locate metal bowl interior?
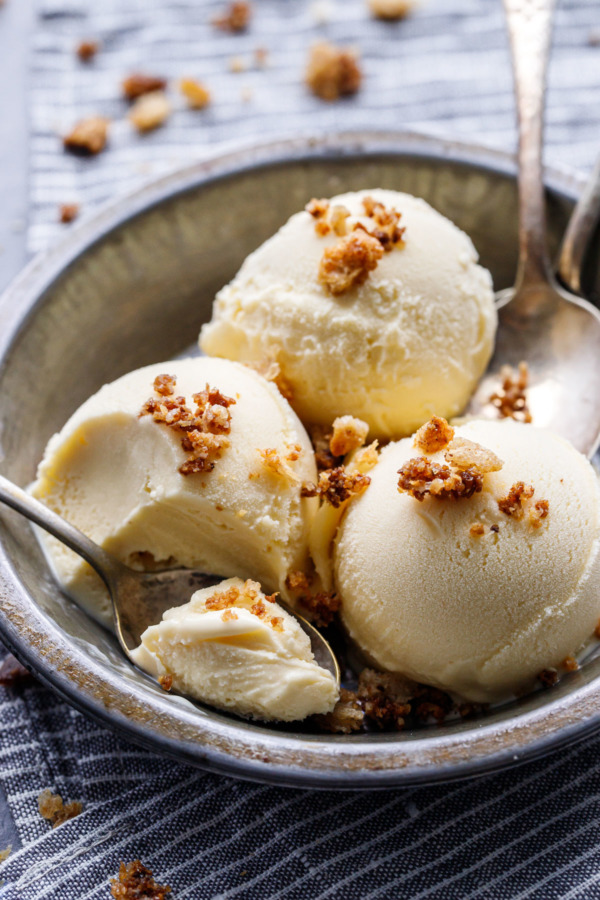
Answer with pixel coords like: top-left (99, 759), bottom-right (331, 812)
top-left (1, 132), bottom-right (600, 789)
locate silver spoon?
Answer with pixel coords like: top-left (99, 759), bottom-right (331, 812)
top-left (0, 474), bottom-right (340, 687)
top-left (468, 0), bottom-right (600, 458)
top-left (557, 154), bottom-right (600, 298)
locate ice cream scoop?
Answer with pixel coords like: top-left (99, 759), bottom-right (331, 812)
top-left (334, 418), bottom-right (600, 702)
top-left (132, 577), bottom-right (339, 721)
top-left (200, 188), bottom-right (497, 440)
top-left (32, 357), bottom-right (318, 623)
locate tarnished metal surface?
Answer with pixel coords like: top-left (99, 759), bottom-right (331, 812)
top-left (0, 132), bottom-right (598, 788)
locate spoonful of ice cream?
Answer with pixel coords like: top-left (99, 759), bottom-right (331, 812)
top-left (468, 0), bottom-right (600, 458)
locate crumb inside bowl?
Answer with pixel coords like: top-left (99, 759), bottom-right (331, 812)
top-left (0, 133), bottom-right (599, 788)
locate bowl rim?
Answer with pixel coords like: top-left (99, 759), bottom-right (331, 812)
top-left (0, 129), bottom-right (595, 790)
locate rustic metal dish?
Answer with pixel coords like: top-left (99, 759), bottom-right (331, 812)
top-left (1, 132), bottom-right (599, 789)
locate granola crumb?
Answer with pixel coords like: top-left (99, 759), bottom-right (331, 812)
top-left (212, 0), bottom-right (252, 32)
top-left (497, 482), bottom-right (535, 520)
top-left (397, 457), bottom-right (484, 501)
top-left (38, 789), bottom-right (83, 828)
top-left (306, 197), bottom-right (331, 233)
top-left (352, 440), bottom-right (380, 474)
top-left (299, 591), bottom-right (340, 627)
top-left (158, 674), bottom-right (173, 691)
top-left (330, 415), bottom-right (369, 457)
top-left (313, 688), bottom-right (364, 733)
top-left (529, 498), bottom-right (549, 528)
top-left (129, 91), bottom-right (171, 132)
top-left (63, 117), bottom-right (109, 156)
top-left (257, 447), bottom-right (298, 481)
top-left (444, 437), bottom-right (504, 474)
top-left (330, 205), bottom-right (351, 237)
top-left (563, 655), bottom-right (579, 672)
top-left (358, 668), bottom-right (414, 730)
top-left (306, 41), bottom-right (362, 101)
top-left (469, 522), bottom-right (485, 537)
top-left (0, 654), bottom-right (33, 687)
top-left (414, 416), bottom-right (454, 454)
top-left (221, 609), bottom-right (239, 622)
top-left (76, 40), bottom-right (99, 62)
top-left (361, 195), bottom-right (406, 250)
top-left (538, 667), bottom-right (559, 688)
top-left (319, 230), bottom-right (383, 295)
top-left (111, 860), bottom-right (171, 900)
top-left (488, 361), bottom-right (532, 423)
top-left (140, 376), bottom-right (235, 475)
top-left (309, 424), bottom-right (339, 472)
top-left (153, 373), bottom-right (176, 396)
top-left (122, 73), bottom-right (167, 101)
top-left (180, 78), bottom-right (211, 109)
top-left (285, 570), bottom-right (311, 597)
top-left (0, 846), bottom-right (11, 864)
top-left (317, 466), bottom-right (371, 507)
top-left (368, 0), bottom-right (414, 18)
top-left (59, 203), bottom-right (79, 224)
top-left (205, 580), bottom-right (260, 611)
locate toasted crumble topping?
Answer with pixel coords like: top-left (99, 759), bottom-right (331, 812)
top-left (38, 789), bottom-right (82, 828)
top-left (414, 416), bottom-right (455, 454)
top-left (257, 447), bottom-right (299, 481)
top-left (285, 570), bottom-right (311, 597)
top-left (319, 230), bottom-right (384, 295)
top-left (212, 0), bottom-right (252, 31)
top-left (397, 457), bottom-right (484, 501)
top-left (180, 78), bottom-right (211, 109)
top-left (497, 481), bottom-right (535, 520)
top-left (330, 205), bottom-right (351, 236)
top-left (153, 373), bottom-right (176, 396)
top-left (352, 441), bottom-right (380, 474)
top-left (221, 609), bottom-right (239, 622)
top-left (444, 437), bottom-right (504, 474)
top-left (300, 591), bottom-right (341, 627)
top-left (306, 198), bottom-right (330, 221)
top-left (59, 203), bottom-right (79, 224)
top-left (489, 361), bottom-right (532, 423)
top-left (313, 688), bottom-right (365, 733)
top-left (470, 523), bottom-right (485, 537)
top-left (309, 424), bottom-right (339, 472)
top-left (140, 376), bottom-right (235, 476)
top-left (122, 73), bottom-right (167, 101)
top-left (529, 498), bottom-right (549, 528)
top-left (368, 0), bottom-right (414, 19)
top-left (205, 581), bottom-right (282, 630)
top-left (329, 415), bottom-right (369, 457)
top-left (76, 40), bottom-right (99, 61)
top-left (563, 655), bottom-right (579, 672)
top-left (63, 117), bottom-right (109, 155)
top-left (361, 195), bottom-right (406, 250)
top-left (111, 860), bottom-right (171, 900)
top-left (358, 669), bottom-right (414, 730)
top-left (158, 674), bottom-right (173, 691)
top-left (306, 41), bottom-right (362, 101)
top-left (305, 466), bottom-right (371, 507)
top-left (538, 668), bottom-right (559, 688)
top-left (0, 653), bottom-right (33, 687)
top-left (129, 91), bottom-right (171, 132)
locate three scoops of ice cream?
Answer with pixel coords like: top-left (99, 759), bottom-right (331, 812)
top-left (31, 188), bottom-right (600, 725)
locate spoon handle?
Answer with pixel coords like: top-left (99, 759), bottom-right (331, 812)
top-left (504, 0), bottom-right (557, 295)
top-left (0, 473), bottom-right (118, 586)
top-left (558, 154), bottom-right (600, 297)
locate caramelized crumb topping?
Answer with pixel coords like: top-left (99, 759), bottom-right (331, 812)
top-left (369, 0), bottom-right (414, 19)
top-left (309, 424), bottom-right (340, 472)
top-left (180, 78), bottom-right (211, 109)
top-left (489, 361), bottom-right (532, 423)
top-left (305, 41), bottom-right (362, 101)
top-left (205, 581), bottom-right (260, 610)
top-left (444, 437), bottom-right (504, 474)
top-left (63, 117), bottom-right (109, 155)
top-left (122, 73), bottom-right (167, 101)
top-left (76, 40), bottom-right (99, 61)
top-left (313, 688), bottom-right (365, 733)
top-left (59, 203), bottom-right (79, 224)
top-left (319, 230), bottom-right (383, 295)
top-left (470, 523), bottom-right (485, 537)
top-left (311, 466), bottom-right (371, 507)
top-left (414, 416), bottom-right (455, 454)
top-left (529, 498), bottom-right (549, 528)
top-left (329, 415), bottom-right (369, 457)
top-left (257, 447), bottom-right (299, 481)
top-left (306, 198), bottom-right (330, 221)
top-left (358, 669), bottom-right (414, 730)
top-left (300, 591), bottom-right (341, 627)
top-left (397, 457), bottom-right (484, 501)
top-left (111, 860), bottom-right (171, 900)
top-left (538, 668), bottom-right (559, 688)
top-left (129, 91), bottom-right (171, 132)
top-left (285, 570), bottom-right (311, 596)
top-left (563, 655), bottom-right (579, 672)
top-left (330, 205), bottom-right (351, 236)
top-left (361, 195), bottom-right (406, 250)
top-left (221, 609), bottom-right (239, 622)
top-left (158, 674), bottom-right (173, 691)
top-left (497, 482), bottom-right (535, 520)
top-left (140, 375), bottom-right (235, 475)
top-left (38, 789), bottom-right (82, 828)
top-left (212, 0), bottom-right (252, 31)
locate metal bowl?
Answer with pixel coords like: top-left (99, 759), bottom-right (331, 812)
top-left (1, 132), bottom-right (599, 789)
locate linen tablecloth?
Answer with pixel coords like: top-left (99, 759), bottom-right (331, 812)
top-left (1, 0), bottom-right (600, 896)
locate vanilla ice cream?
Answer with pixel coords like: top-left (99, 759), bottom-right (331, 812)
top-left (32, 358), bottom-right (318, 623)
top-left (200, 189), bottom-right (497, 440)
top-left (334, 419), bottom-right (600, 702)
top-left (131, 577), bottom-right (338, 721)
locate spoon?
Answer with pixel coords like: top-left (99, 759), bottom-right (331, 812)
top-left (557, 154), bottom-right (600, 298)
top-left (0, 473), bottom-right (340, 686)
top-left (468, 0), bottom-right (600, 459)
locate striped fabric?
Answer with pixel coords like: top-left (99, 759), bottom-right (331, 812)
top-left (2, 0), bottom-right (600, 896)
